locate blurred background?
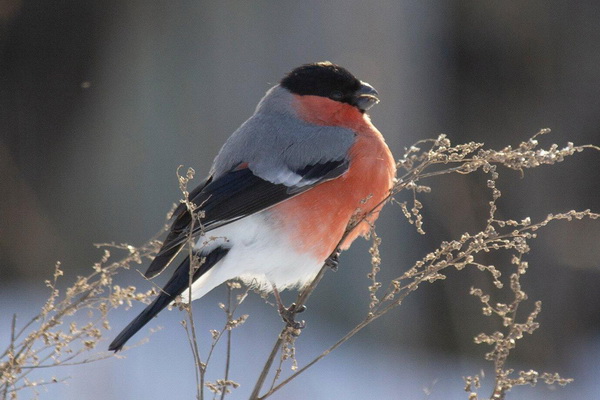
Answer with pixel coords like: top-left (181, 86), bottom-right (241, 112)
top-left (1, 1), bottom-right (599, 399)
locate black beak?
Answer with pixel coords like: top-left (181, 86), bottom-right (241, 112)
top-left (353, 81), bottom-right (379, 112)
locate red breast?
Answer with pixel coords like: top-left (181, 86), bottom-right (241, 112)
top-left (271, 95), bottom-right (396, 261)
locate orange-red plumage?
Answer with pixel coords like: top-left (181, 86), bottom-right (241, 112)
top-left (272, 95), bottom-right (396, 260)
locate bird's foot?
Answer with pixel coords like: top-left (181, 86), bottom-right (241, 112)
top-left (279, 303), bottom-right (306, 333)
top-left (272, 284), bottom-right (306, 334)
top-left (325, 249), bottom-right (341, 271)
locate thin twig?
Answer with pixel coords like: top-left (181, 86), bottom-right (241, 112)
top-left (186, 209), bottom-right (204, 400)
top-left (2, 315), bottom-right (17, 399)
top-left (219, 286), bottom-right (233, 400)
top-left (249, 335), bottom-right (284, 400)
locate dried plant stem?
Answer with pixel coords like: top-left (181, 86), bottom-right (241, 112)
top-left (2, 315), bottom-right (16, 398)
top-left (177, 166), bottom-right (248, 399)
top-left (249, 336), bottom-right (283, 399)
top-left (254, 209), bottom-right (598, 399)
top-left (1, 234), bottom-right (164, 398)
top-left (258, 316), bottom-right (371, 399)
top-left (254, 253), bottom-right (435, 399)
top-left (219, 286), bottom-right (233, 400)
top-left (186, 203), bottom-right (204, 400)
top-left (249, 131), bottom-right (599, 399)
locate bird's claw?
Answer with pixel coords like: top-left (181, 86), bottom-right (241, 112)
top-left (325, 249), bottom-right (341, 271)
top-left (279, 303), bottom-right (306, 333)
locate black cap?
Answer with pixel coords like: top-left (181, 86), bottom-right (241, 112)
top-left (280, 61), bottom-right (363, 106)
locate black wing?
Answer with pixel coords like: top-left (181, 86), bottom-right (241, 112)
top-left (144, 159), bottom-right (348, 278)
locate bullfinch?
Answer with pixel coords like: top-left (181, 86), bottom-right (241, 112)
top-left (109, 62), bottom-right (396, 352)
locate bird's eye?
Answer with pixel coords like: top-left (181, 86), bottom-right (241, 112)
top-left (330, 90), bottom-right (343, 101)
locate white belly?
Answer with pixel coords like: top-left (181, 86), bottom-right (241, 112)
top-left (180, 211), bottom-right (323, 302)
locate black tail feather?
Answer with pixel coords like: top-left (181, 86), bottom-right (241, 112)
top-left (109, 246), bottom-right (229, 352)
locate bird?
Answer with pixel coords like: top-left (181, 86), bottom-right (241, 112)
top-left (109, 61), bottom-right (396, 352)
